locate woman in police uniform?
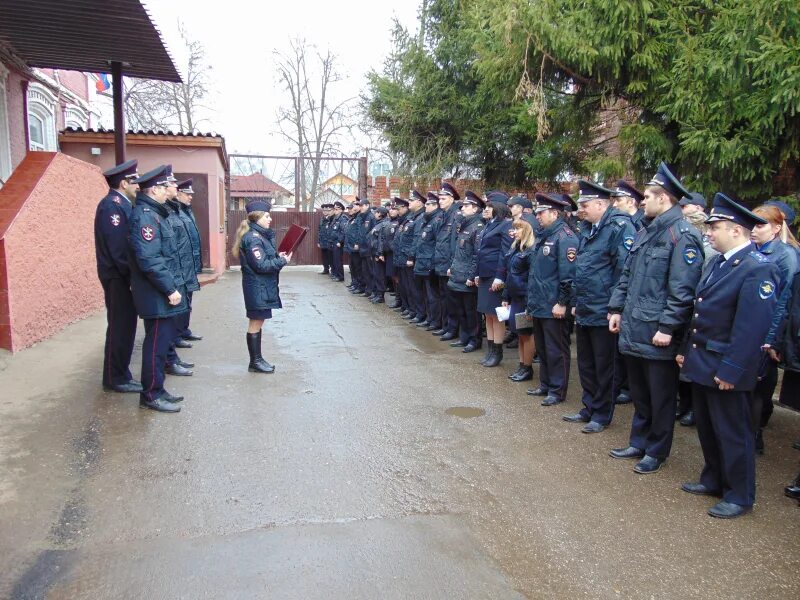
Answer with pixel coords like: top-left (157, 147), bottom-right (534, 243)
top-left (231, 200), bottom-right (292, 374)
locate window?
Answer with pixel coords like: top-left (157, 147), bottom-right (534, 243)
top-left (0, 64), bottom-right (11, 185)
top-left (27, 83), bottom-right (57, 151)
top-left (64, 105), bottom-right (88, 130)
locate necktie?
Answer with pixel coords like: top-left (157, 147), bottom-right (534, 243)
top-left (707, 254), bottom-right (726, 284)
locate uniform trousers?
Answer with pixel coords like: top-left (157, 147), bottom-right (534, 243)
top-left (751, 359), bottom-right (778, 430)
top-left (454, 290), bottom-right (479, 345)
top-left (693, 383), bottom-right (755, 507)
top-left (423, 274), bottom-right (442, 327)
top-left (439, 275), bottom-right (458, 334)
top-left (101, 277), bottom-right (138, 387)
top-left (625, 356), bottom-right (679, 459)
top-left (373, 258), bottom-right (387, 294)
top-left (612, 343), bottom-right (629, 399)
top-left (331, 245), bottom-right (344, 279)
top-left (349, 253), bottom-right (363, 289)
top-left (321, 248), bottom-right (331, 273)
top-left (141, 316), bottom-right (177, 403)
top-left (575, 324), bottom-right (616, 425)
top-left (532, 317), bottom-right (571, 400)
top-left (394, 263), bottom-right (408, 309)
top-left (360, 253), bottom-right (373, 293)
top-left (411, 273), bottom-right (428, 319)
top-left (176, 291), bottom-right (194, 339)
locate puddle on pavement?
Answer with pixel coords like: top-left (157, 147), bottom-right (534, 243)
top-left (446, 407), bottom-right (486, 419)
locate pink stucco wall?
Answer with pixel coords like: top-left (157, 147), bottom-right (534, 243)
top-left (0, 152), bottom-right (105, 351)
top-left (60, 140), bottom-right (228, 274)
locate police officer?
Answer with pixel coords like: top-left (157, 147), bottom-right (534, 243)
top-left (128, 165), bottom-right (189, 413)
top-left (562, 180), bottom-right (635, 433)
top-left (401, 191), bottom-right (427, 322)
top-left (678, 193), bottom-right (779, 518)
top-left (447, 192), bottom-right (485, 352)
top-left (356, 198), bottom-right (376, 297)
top-left (164, 170), bottom-right (200, 377)
top-left (175, 179), bottom-right (203, 343)
top-left (433, 183), bottom-right (461, 340)
top-left (344, 202), bottom-right (364, 293)
top-left (318, 203), bottom-right (333, 276)
top-left (608, 162), bottom-right (704, 473)
top-left (384, 202), bottom-right (400, 303)
top-left (95, 159), bottom-right (142, 393)
top-left (330, 201), bottom-right (347, 281)
top-left (367, 206), bottom-right (392, 303)
top-left (679, 192), bottom-right (706, 217)
top-left (611, 180), bottom-right (646, 232)
top-left (413, 193), bottom-right (444, 329)
top-left (391, 198), bottom-right (412, 313)
top-left (525, 193), bottom-right (577, 406)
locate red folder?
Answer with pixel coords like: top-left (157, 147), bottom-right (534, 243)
top-left (278, 223), bottom-right (308, 254)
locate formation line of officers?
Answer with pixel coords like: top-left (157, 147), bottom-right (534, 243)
top-left (311, 162), bottom-right (800, 519)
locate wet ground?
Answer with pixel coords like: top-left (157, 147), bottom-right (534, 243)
top-left (1, 269), bottom-right (799, 599)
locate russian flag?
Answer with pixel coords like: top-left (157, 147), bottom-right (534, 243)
top-left (95, 73), bottom-right (111, 93)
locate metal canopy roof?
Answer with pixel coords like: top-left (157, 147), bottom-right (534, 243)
top-left (0, 0), bottom-right (181, 82)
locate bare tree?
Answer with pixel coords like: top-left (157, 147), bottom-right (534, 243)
top-left (275, 38), bottom-right (355, 211)
top-left (123, 22), bottom-right (212, 132)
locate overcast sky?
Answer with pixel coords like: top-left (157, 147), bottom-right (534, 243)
top-left (143, 0), bottom-right (420, 156)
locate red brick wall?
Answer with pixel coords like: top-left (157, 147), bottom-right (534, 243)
top-left (0, 152), bottom-right (105, 351)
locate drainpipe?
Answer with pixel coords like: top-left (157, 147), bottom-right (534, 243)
top-left (21, 79), bottom-right (29, 151)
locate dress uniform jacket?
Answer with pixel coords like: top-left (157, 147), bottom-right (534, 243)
top-left (95, 190), bottom-right (133, 280)
top-left (167, 200), bottom-right (200, 293)
top-left (475, 218), bottom-right (512, 282)
top-left (413, 209), bottom-right (443, 276)
top-left (758, 239), bottom-right (799, 345)
top-left (682, 246), bottom-right (779, 390)
top-left (392, 214), bottom-right (409, 268)
top-left (525, 218), bottom-right (577, 318)
top-left (344, 214), bottom-right (361, 253)
top-left (399, 208), bottom-right (424, 263)
top-left (503, 246), bottom-right (533, 300)
top-left (447, 213), bottom-right (484, 292)
top-left (608, 205), bottom-right (703, 360)
top-left (128, 193), bottom-right (188, 320)
top-left (574, 208), bottom-right (635, 327)
top-left (239, 223), bottom-right (287, 311)
top-left (434, 203), bottom-right (460, 277)
top-left (631, 209), bottom-right (646, 231)
top-left (332, 214), bottom-right (348, 247)
top-left (358, 212), bottom-right (376, 257)
top-left (777, 276), bottom-right (800, 376)
top-left (318, 215), bottom-right (331, 250)
top-left (178, 204), bottom-right (203, 274)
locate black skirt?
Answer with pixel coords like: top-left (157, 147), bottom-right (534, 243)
top-left (778, 369), bottom-right (800, 411)
top-left (477, 278), bottom-right (504, 314)
top-left (246, 308), bottom-right (273, 320)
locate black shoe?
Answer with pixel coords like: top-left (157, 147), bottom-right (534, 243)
top-left (450, 340), bottom-right (467, 347)
top-left (480, 342), bottom-right (496, 366)
top-left (615, 393), bottom-right (632, 405)
top-left (508, 364), bottom-right (525, 379)
top-left (526, 386), bottom-right (548, 397)
top-left (484, 342), bottom-right (503, 367)
top-left (175, 339), bottom-right (193, 349)
top-left (562, 412), bottom-right (589, 423)
top-left (371, 297), bottom-right (385, 304)
top-left (103, 381), bottom-right (144, 393)
top-left (609, 446), bottom-right (645, 460)
top-left (415, 320), bottom-right (430, 328)
top-left (505, 337), bottom-right (519, 349)
top-left (246, 331), bottom-right (275, 373)
top-left (462, 342), bottom-right (479, 353)
top-left (582, 422), bottom-right (606, 434)
top-left (679, 411), bottom-right (695, 427)
top-left (184, 334), bottom-right (203, 341)
top-left (178, 359), bottom-right (195, 369)
top-left (425, 323), bottom-right (440, 331)
top-left (166, 363), bottom-right (193, 376)
top-left (755, 429), bottom-right (765, 455)
top-left (440, 332), bottom-right (457, 341)
top-left (139, 396), bottom-right (181, 413)
top-left (540, 394), bottom-right (562, 406)
top-left (633, 455), bottom-right (664, 474)
top-left (162, 391), bottom-right (184, 403)
top-left (708, 501), bottom-right (751, 519)
top-left (532, 353), bottom-right (541, 364)
top-left (784, 485), bottom-right (800, 500)
top-left (431, 329), bottom-right (446, 336)
top-left (410, 317), bottom-right (426, 324)
top-left (510, 366), bottom-right (533, 382)
top-left (681, 482), bottom-right (721, 497)
top-left (319, 270), bottom-right (330, 275)
top-left (388, 303), bottom-right (402, 309)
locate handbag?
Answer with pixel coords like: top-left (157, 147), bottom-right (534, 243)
top-left (514, 311), bottom-right (534, 330)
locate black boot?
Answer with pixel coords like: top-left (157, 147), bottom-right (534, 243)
top-left (485, 342), bottom-right (503, 367)
top-left (508, 363), bottom-right (525, 379)
top-left (511, 365), bottom-right (533, 382)
top-left (246, 331), bottom-right (275, 374)
top-left (480, 341), bottom-right (496, 366)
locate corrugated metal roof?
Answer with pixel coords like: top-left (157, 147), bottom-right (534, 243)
top-left (62, 126), bottom-right (222, 138)
top-left (0, 0), bottom-right (180, 82)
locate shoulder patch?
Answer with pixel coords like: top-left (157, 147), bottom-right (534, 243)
top-left (623, 236), bottom-right (634, 251)
top-left (141, 225), bottom-right (155, 241)
top-left (750, 251), bottom-right (768, 263)
top-left (566, 247), bottom-right (577, 262)
top-left (683, 247), bottom-right (699, 265)
top-left (110, 214), bottom-right (121, 227)
top-left (759, 280), bottom-right (776, 300)
top-left (252, 247), bottom-right (263, 261)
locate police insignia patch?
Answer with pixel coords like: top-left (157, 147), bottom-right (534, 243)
top-left (422, 232), bottom-right (427, 239)
top-left (759, 280), bottom-right (775, 300)
top-left (566, 247), bottom-right (577, 262)
top-left (141, 225), bottom-right (155, 241)
top-left (543, 246), bottom-right (550, 256)
top-left (683, 247), bottom-right (698, 265)
top-left (252, 247), bottom-right (263, 260)
top-left (111, 214), bottom-right (121, 227)
top-left (623, 236), bottom-right (634, 251)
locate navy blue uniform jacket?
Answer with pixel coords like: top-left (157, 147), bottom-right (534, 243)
top-left (239, 223), bottom-right (287, 311)
top-left (447, 213), bottom-right (484, 292)
top-left (503, 245), bottom-right (533, 301)
top-left (128, 193), bottom-right (188, 319)
top-left (434, 203), bottom-right (460, 276)
top-left (167, 200), bottom-right (200, 293)
top-left (95, 189), bottom-right (133, 281)
top-left (682, 244), bottom-right (779, 391)
top-left (413, 209), bottom-right (444, 276)
top-left (525, 218), bottom-right (577, 318)
top-left (476, 218), bottom-right (512, 281)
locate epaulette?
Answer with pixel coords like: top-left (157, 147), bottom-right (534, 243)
top-left (749, 251), bottom-right (768, 263)
top-left (143, 208), bottom-right (151, 212)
